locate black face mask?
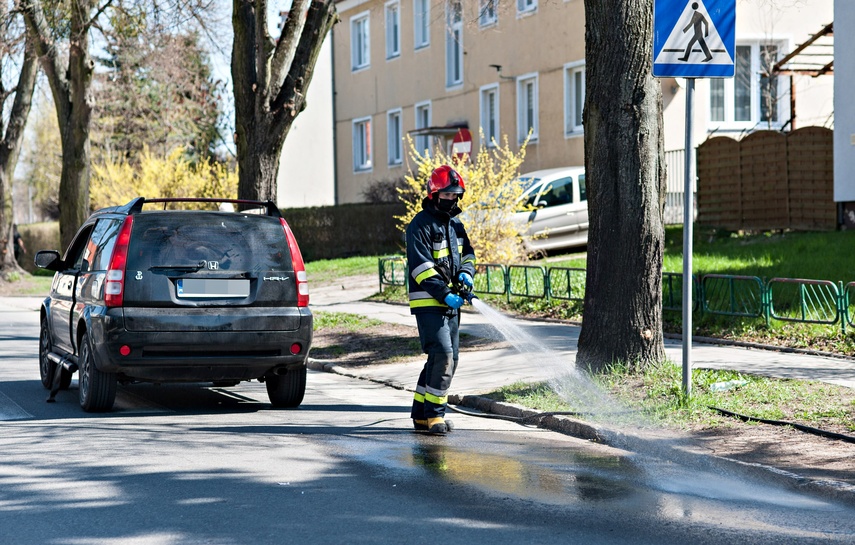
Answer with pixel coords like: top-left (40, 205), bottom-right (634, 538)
top-left (436, 198), bottom-right (458, 213)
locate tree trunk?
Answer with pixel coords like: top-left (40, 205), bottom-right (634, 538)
top-left (577, 0), bottom-right (666, 373)
top-left (21, 0), bottom-right (95, 250)
top-left (0, 32), bottom-right (39, 273)
top-left (232, 0), bottom-right (337, 203)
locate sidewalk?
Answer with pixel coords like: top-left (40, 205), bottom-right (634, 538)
top-left (309, 281), bottom-right (855, 392)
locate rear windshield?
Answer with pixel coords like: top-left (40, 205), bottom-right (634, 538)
top-left (126, 212), bottom-right (293, 272)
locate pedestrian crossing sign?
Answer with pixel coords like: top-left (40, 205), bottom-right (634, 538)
top-left (653, 0), bottom-right (735, 78)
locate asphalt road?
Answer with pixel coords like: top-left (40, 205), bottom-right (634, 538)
top-left (3, 305), bottom-right (855, 544)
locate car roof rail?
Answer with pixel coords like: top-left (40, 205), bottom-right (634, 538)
top-left (119, 197), bottom-right (283, 217)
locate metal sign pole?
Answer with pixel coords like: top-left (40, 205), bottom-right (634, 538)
top-left (682, 78), bottom-right (695, 398)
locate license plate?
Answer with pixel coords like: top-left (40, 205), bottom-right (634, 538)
top-left (176, 279), bottom-right (250, 298)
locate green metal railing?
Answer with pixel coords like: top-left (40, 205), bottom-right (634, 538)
top-left (378, 256), bottom-right (407, 292)
top-left (548, 267), bottom-right (586, 301)
top-left (768, 278), bottom-right (842, 328)
top-left (702, 274), bottom-right (765, 320)
top-left (377, 257), bottom-right (854, 333)
top-left (507, 265), bottom-right (547, 301)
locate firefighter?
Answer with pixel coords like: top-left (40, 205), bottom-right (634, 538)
top-left (406, 165), bottom-right (477, 435)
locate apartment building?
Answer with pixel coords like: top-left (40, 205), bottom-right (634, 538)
top-left (332, 0), bottom-right (834, 205)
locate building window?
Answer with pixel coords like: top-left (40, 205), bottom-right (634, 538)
top-left (387, 109), bottom-right (403, 165)
top-left (350, 12), bottom-right (370, 71)
top-left (517, 0), bottom-right (536, 14)
top-left (707, 41), bottom-right (786, 130)
top-left (480, 84), bottom-right (499, 147)
top-left (479, 0), bottom-right (497, 27)
top-left (564, 61), bottom-right (585, 135)
top-left (415, 101), bottom-right (432, 157)
top-left (414, 0), bottom-right (430, 49)
top-left (353, 117), bottom-right (372, 172)
top-left (446, 0), bottom-right (463, 87)
top-left (385, 1), bottom-right (400, 60)
top-left (517, 73), bottom-right (538, 142)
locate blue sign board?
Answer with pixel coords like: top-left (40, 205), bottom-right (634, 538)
top-left (653, 0), bottom-right (735, 78)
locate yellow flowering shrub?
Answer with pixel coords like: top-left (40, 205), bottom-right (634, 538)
top-left (91, 147), bottom-right (238, 210)
top-left (395, 133), bottom-right (536, 264)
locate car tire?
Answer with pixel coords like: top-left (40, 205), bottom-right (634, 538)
top-left (266, 366), bottom-right (306, 408)
top-left (78, 332), bottom-right (117, 412)
top-left (39, 317), bottom-right (71, 391)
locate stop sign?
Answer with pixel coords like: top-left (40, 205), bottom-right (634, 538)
top-left (451, 128), bottom-right (472, 161)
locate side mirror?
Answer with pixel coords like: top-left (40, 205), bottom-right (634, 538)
top-left (34, 250), bottom-right (62, 271)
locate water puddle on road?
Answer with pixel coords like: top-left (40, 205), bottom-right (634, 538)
top-left (336, 435), bottom-right (636, 505)
top-left (336, 434), bottom-right (834, 512)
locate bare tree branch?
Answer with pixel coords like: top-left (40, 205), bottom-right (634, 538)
top-left (269, 0), bottom-right (310, 103)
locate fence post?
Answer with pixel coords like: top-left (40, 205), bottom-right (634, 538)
top-left (762, 280), bottom-right (771, 327)
top-left (506, 266), bottom-right (511, 303)
top-left (839, 281), bottom-right (846, 335)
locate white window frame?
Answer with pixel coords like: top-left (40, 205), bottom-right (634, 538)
top-left (517, 0), bottom-right (537, 15)
top-left (414, 100), bottom-right (432, 157)
top-left (414, 0), bottom-right (430, 50)
top-left (387, 108), bottom-right (403, 166)
top-left (385, 1), bottom-right (401, 60)
top-left (516, 73), bottom-right (539, 143)
top-left (479, 83), bottom-right (500, 148)
top-left (564, 61), bottom-right (585, 136)
top-left (350, 11), bottom-right (371, 71)
top-left (353, 116), bottom-right (373, 172)
top-left (479, 0), bottom-right (497, 27)
top-left (706, 39), bottom-right (789, 132)
top-left (445, 0), bottom-right (464, 88)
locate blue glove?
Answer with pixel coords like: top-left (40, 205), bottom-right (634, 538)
top-left (444, 293), bottom-right (465, 309)
top-left (458, 272), bottom-right (474, 290)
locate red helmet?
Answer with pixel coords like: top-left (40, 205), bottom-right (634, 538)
top-left (427, 165), bottom-right (465, 199)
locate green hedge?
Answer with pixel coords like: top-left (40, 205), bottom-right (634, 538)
top-left (15, 203), bottom-right (406, 270)
top-left (282, 202), bottom-right (406, 261)
top-left (18, 222), bottom-right (61, 274)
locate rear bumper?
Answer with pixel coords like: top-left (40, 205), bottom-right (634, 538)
top-left (89, 310), bottom-right (312, 382)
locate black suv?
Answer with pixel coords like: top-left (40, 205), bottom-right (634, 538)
top-left (35, 197), bottom-right (313, 412)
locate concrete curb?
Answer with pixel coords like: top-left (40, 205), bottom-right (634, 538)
top-left (307, 356), bottom-right (855, 505)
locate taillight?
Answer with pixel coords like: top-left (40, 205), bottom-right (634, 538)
top-left (105, 216), bottom-right (135, 308)
top-left (280, 218), bottom-right (309, 307)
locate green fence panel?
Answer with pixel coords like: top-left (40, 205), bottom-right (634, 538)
top-left (662, 272), bottom-right (699, 312)
top-left (507, 265), bottom-right (547, 299)
top-left (548, 267), bottom-right (586, 301)
top-left (768, 278), bottom-right (840, 325)
top-left (475, 263), bottom-right (508, 295)
top-left (701, 274), bottom-right (765, 318)
top-left (378, 256), bottom-right (407, 292)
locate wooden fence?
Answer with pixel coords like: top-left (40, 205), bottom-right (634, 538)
top-left (696, 127), bottom-right (835, 231)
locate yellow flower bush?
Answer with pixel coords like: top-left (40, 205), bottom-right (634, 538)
top-left (91, 147), bottom-right (237, 210)
top-left (395, 133), bottom-right (536, 264)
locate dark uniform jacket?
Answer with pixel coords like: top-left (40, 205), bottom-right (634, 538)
top-left (406, 198), bottom-right (476, 315)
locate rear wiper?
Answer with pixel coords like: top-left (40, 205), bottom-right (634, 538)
top-left (150, 263), bottom-right (205, 273)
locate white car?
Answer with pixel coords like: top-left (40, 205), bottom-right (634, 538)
top-left (515, 166), bottom-right (588, 253)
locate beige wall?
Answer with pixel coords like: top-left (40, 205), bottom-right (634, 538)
top-left (278, 36), bottom-right (336, 208)
top-left (334, 0), bottom-right (586, 203)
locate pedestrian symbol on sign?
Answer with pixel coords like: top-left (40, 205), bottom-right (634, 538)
top-left (653, 0), bottom-right (735, 77)
top-left (679, 2), bottom-right (712, 62)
